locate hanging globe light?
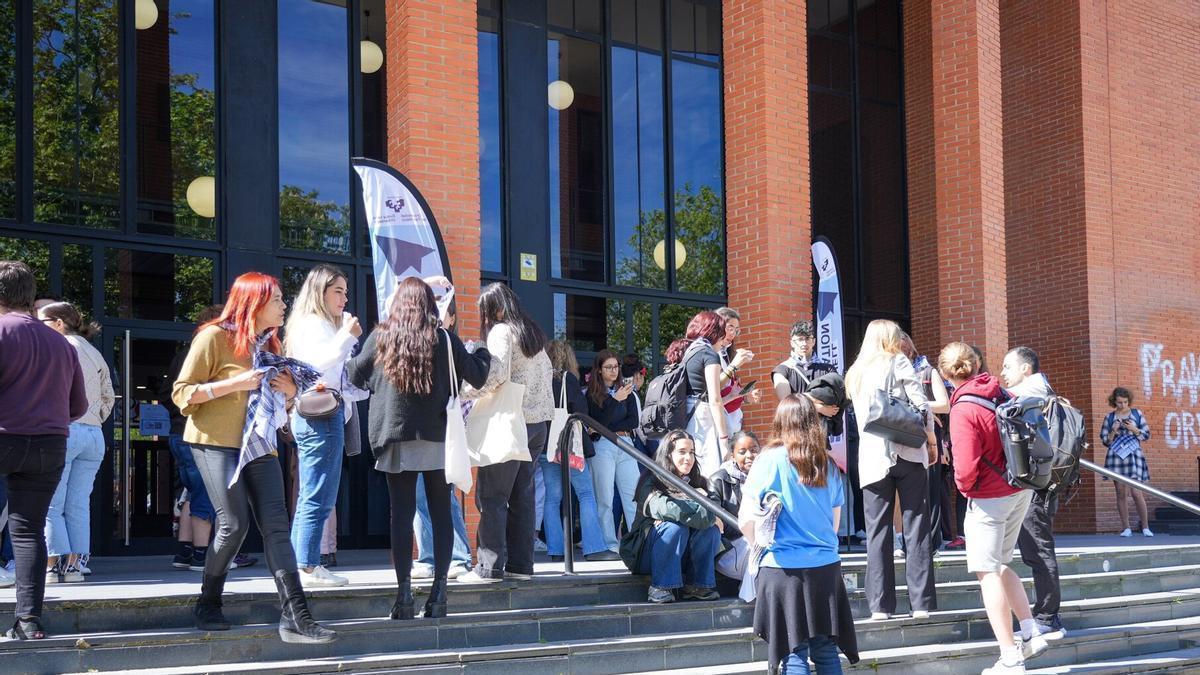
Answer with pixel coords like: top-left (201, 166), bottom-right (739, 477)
top-left (135, 0), bottom-right (159, 30)
top-left (653, 239), bottom-right (687, 270)
top-left (360, 40), bottom-right (384, 74)
top-left (186, 176), bottom-right (216, 218)
top-left (547, 80), bottom-right (575, 110)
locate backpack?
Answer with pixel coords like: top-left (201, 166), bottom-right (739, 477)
top-left (957, 394), bottom-right (1055, 491)
top-left (640, 342), bottom-right (707, 440)
top-left (1040, 392), bottom-right (1088, 500)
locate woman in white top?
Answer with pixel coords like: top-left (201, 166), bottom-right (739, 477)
top-left (460, 283), bottom-right (554, 583)
top-left (37, 302), bottom-right (114, 583)
top-left (844, 319), bottom-right (937, 620)
top-left (283, 265), bottom-right (364, 588)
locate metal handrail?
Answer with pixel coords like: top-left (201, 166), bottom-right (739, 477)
top-left (555, 413), bottom-right (738, 575)
top-left (1082, 459), bottom-right (1200, 517)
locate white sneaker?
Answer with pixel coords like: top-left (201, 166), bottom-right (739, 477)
top-left (78, 555), bottom-right (92, 575)
top-left (893, 533), bottom-right (905, 558)
top-left (504, 570), bottom-right (533, 581)
top-left (0, 567), bottom-right (14, 588)
top-left (62, 566), bottom-right (85, 583)
top-left (869, 612), bottom-right (891, 621)
top-left (447, 564), bottom-right (469, 580)
top-left (456, 570), bottom-right (502, 584)
top-left (1022, 634), bottom-right (1049, 661)
top-left (1119, 528), bottom-right (1133, 537)
top-left (911, 610), bottom-right (930, 619)
top-left (299, 565), bottom-right (348, 588)
top-left (534, 539), bottom-right (548, 553)
top-left (410, 564), bottom-right (435, 580)
top-left (45, 568), bottom-right (61, 585)
top-left (1142, 528), bottom-right (1155, 537)
top-left (982, 656), bottom-right (1025, 674)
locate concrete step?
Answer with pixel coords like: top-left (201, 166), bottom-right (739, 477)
top-left (1027, 644), bottom-right (1200, 673)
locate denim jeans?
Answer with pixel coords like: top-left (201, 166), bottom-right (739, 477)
top-left (635, 521), bottom-right (719, 590)
top-left (168, 434), bottom-right (214, 522)
top-left (0, 476), bottom-right (12, 561)
top-left (45, 423), bottom-right (105, 557)
top-left (783, 635), bottom-right (843, 675)
top-left (289, 411), bottom-right (345, 568)
top-left (414, 472), bottom-right (471, 568)
top-left (537, 453), bottom-right (608, 556)
top-left (0, 433), bottom-right (66, 620)
top-left (589, 438), bottom-right (640, 551)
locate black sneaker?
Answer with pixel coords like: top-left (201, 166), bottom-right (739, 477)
top-left (172, 553), bottom-right (193, 570)
top-left (679, 585), bottom-right (719, 601)
top-left (188, 550), bottom-right (208, 572)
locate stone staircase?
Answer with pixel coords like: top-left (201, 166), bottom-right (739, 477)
top-left (2, 543), bottom-right (1200, 674)
top-left (1153, 492), bottom-right (1200, 535)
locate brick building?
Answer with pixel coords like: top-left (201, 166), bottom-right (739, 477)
top-left (1, 0), bottom-right (1196, 556)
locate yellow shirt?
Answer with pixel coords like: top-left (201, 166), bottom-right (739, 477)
top-left (171, 325), bottom-right (251, 449)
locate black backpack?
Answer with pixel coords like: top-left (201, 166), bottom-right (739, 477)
top-left (1040, 392), bottom-right (1088, 500)
top-left (958, 394), bottom-right (1055, 491)
top-left (640, 342), bottom-right (706, 440)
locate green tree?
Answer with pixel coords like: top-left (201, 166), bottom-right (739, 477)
top-left (279, 185), bottom-right (352, 255)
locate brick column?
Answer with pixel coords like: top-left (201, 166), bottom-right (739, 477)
top-left (723, 0), bottom-right (810, 432)
top-left (907, 0), bottom-right (1008, 366)
top-left (385, 0), bottom-right (483, 545)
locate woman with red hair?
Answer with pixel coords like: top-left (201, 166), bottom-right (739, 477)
top-left (683, 310), bottom-right (732, 478)
top-left (172, 272), bottom-right (335, 644)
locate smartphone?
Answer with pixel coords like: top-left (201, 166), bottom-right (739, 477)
top-left (622, 376), bottom-right (634, 388)
top-left (737, 380), bottom-right (757, 397)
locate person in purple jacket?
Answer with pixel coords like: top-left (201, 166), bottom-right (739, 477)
top-left (0, 261), bottom-right (88, 640)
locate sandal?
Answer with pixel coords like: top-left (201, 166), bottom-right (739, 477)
top-left (6, 617), bottom-right (46, 640)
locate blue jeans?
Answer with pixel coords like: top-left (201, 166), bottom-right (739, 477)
top-left (168, 434), bottom-right (214, 522)
top-left (538, 453), bottom-right (608, 556)
top-left (289, 411), bottom-right (345, 568)
top-left (783, 635), bottom-right (843, 675)
top-left (636, 521), bottom-right (720, 589)
top-left (415, 473), bottom-right (471, 568)
top-left (590, 438), bottom-right (641, 551)
top-left (45, 423), bottom-right (105, 557)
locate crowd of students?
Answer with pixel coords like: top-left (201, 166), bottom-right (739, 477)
top-left (0, 259), bottom-right (1163, 673)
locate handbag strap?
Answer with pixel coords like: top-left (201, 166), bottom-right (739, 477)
top-left (557, 372), bottom-right (569, 412)
top-left (443, 329), bottom-right (459, 400)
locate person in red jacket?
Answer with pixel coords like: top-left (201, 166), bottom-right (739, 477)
top-left (939, 342), bottom-right (1048, 675)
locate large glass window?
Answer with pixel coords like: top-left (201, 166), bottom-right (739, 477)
top-left (103, 248), bottom-right (214, 322)
top-left (548, 32), bottom-right (606, 282)
top-left (0, 1), bottom-right (15, 219)
top-left (670, 58), bottom-right (723, 296)
top-left (135, 0), bottom-right (217, 240)
top-left (808, 0), bottom-right (907, 332)
top-left (479, 12), bottom-right (504, 274)
top-left (278, 0), bottom-right (352, 256)
top-left (33, 0), bottom-right (121, 230)
top-left (0, 237), bottom-right (51, 291)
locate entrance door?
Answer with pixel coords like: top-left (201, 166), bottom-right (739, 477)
top-left (97, 329), bottom-right (192, 555)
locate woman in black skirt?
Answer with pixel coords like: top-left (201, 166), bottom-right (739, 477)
top-left (739, 395), bottom-right (858, 674)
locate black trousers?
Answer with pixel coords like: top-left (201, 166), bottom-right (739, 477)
top-left (387, 469), bottom-right (452, 583)
top-left (0, 433), bottom-right (66, 620)
top-left (1017, 490), bottom-right (1061, 622)
top-left (862, 459), bottom-right (937, 614)
top-left (191, 446), bottom-right (297, 578)
top-left (474, 422), bottom-right (546, 578)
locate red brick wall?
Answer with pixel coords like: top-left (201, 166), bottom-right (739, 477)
top-left (722, 0), bottom-right (812, 433)
top-left (385, 0), bottom-right (483, 542)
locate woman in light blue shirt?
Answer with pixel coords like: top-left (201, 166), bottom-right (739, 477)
top-left (740, 395), bottom-right (858, 674)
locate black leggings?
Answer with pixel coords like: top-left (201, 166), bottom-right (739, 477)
top-left (387, 469), bottom-right (452, 584)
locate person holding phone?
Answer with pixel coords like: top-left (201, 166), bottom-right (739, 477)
top-left (587, 350), bottom-right (641, 552)
top-left (714, 308), bottom-right (761, 436)
top-left (1100, 387), bottom-right (1153, 537)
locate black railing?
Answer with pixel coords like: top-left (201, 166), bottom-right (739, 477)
top-left (555, 413), bottom-right (739, 575)
top-left (1082, 459), bottom-right (1200, 517)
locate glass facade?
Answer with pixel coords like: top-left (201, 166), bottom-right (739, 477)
top-left (0, 1), bottom-right (14, 218)
top-left (479, 11), bottom-right (503, 274)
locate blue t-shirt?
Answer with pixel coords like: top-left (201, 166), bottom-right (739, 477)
top-left (741, 446), bottom-right (843, 569)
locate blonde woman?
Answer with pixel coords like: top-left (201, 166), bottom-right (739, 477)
top-left (844, 319), bottom-right (936, 620)
top-left (283, 265), bottom-right (363, 588)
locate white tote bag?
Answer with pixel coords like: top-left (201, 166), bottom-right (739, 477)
top-left (442, 330), bottom-right (473, 492)
top-left (547, 375), bottom-right (585, 471)
top-left (466, 380), bottom-right (529, 467)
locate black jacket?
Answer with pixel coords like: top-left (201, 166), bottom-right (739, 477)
top-left (708, 468), bottom-right (745, 541)
top-left (346, 328), bottom-right (490, 449)
top-left (587, 388), bottom-right (639, 434)
top-left (552, 371), bottom-right (595, 458)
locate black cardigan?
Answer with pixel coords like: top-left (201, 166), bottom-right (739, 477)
top-left (346, 328), bottom-right (490, 449)
top-left (587, 387), bottom-right (639, 434)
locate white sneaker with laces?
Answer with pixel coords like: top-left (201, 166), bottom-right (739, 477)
top-left (1022, 634), bottom-right (1049, 661)
top-left (911, 610), bottom-right (930, 619)
top-left (1142, 528), bottom-right (1155, 537)
top-left (45, 568), bottom-right (61, 585)
top-left (981, 656), bottom-right (1025, 674)
top-left (456, 570), bottom-right (502, 584)
top-left (1119, 528), bottom-right (1133, 537)
top-left (0, 566), bottom-right (14, 588)
top-left (504, 570), bottom-right (533, 581)
top-left (410, 564), bottom-right (435, 580)
top-left (300, 565), bottom-right (348, 588)
top-left (869, 612), bottom-right (890, 621)
top-left (447, 564), bottom-right (469, 579)
top-left (534, 539), bottom-right (548, 553)
top-left (62, 566), bottom-right (85, 583)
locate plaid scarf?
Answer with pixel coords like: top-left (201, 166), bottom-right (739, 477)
top-left (233, 338), bottom-right (322, 487)
top-left (738, 491), bottom-right (784, 603)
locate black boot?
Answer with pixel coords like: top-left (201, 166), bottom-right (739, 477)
top-left (193, 573), bottom-right (231, 631)
top-left (390, 578), bottom-right (415, 620)
top-left (422, 576), bottom-right (448, 619)
top-left (273, 570), bottom-right (337, 644)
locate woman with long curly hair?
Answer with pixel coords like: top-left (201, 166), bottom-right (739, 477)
top-left (346, 277), bottom-right (490, 618)
top-left (171, 272), bottom-right (335, 643)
